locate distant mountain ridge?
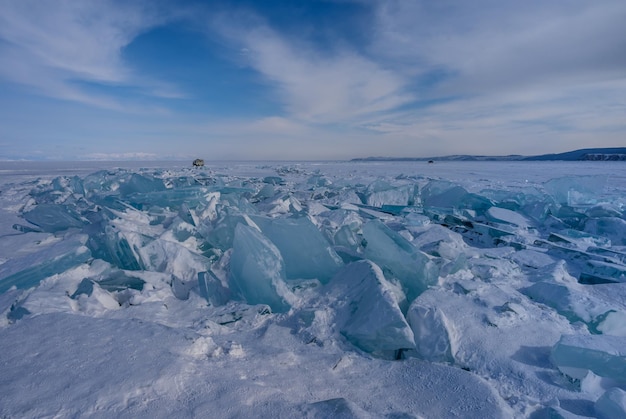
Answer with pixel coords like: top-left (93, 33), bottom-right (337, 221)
top-left (352, 147), bottom-right (626, 162)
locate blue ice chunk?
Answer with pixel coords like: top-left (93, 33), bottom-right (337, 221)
top-left (86, 223), bottom-right (146, 271)
top-left (549, 229), bottom-right (611, 250)
top-left (520, 281), bottom-right (576, 322)
top-left (404, 212), bottom-right (431, 227)
top-left (199, 213), bottom-right (250, 251)
top-left (83, 209), bottom-right (148, 271)
top-left (167, 217), bottom-right (197, 242)
top-left (96, 271), bottom-right (145, 292)
top-left (520, 199), bottom-right (558, 223)
top-left (171, 276), bottom-right (194, 300)
top-left (587, 247), bottom-right (626, 266)
top-left (595, 388), bottom-right (626, 419)
top-left (198, 271), bottom-right (230, 306)
top-left (255, 194), bottom-right (303, 215)
top-left (328, 260), bottom-right (414, 355)
top-left (124, 187), bottom-right (209, 210)
top-left (12, 224), bottom-right (42, 233)
top-left (307, 175), bottom-right (332, 187)
top-left (82, 170), bottom-right (124, 195)
top-left (551, 334), bottom-right (626, 383)
top-left (229, 224), bottom-right (292, 312)
top-left (23, 204), bottom-right (85, 233)
top-left (251, 215), bottom-right (343, 283)
top-left (364, 181), bottom-right (415, 207)
top-left (118, 173), bottom-right (166, 197)
top-left (0, 235), bottom-right (92, 293)
top-left (334, 224), bottom-right (361, 249)
top-left (486, 206), bottom-right (532, 228)
top-left (584, 218), bottom-right (626, 246)
top-left (421, 180), bottom-right (492, 211)
top-left (178, 203), bottom-right (197, 226)
top-left (54, 175), bottom-right (85, 196)
top-left (586, 204), bottom-right (623, 219)
top-left (262, 176), bottom-right (284, 185)
top-left (362, 220), bottom-right (437, 302)
top-left (29, 175), bottom-right (86, 204)
top-left (544, 175), bottom-right (607, 206)
top-left (70, 278), bottom-right (94, 299)
top-left (255, 184), bottom-right (276, 200)
top-left (138, 239), bottom-right (211, 283)
top-left (165, 175), bottom-right (200, 188)
top-left (554, 205), bottom-right (588, 229)
top-left (521, 281), bottom-right (625, 333)
top-left (407, 298), bottom-right (455, 363)
top-left (580, 260), bottom-right (626, 284)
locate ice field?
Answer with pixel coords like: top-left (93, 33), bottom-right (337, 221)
top-left (1, 160), bottom-right (626, 418)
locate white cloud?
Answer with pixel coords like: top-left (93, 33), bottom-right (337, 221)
top-left (214, 18), bottom-right (413, 124)
top-left (208, 1), bottom-right (626, 156)
top-left (0, 0), bottom-right (183, 109)
top-left (342, 0), bottom-right (626, 154)
top-left (371, 0), bottom-right (626, 95)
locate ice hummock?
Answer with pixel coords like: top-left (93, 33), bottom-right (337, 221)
top-left (406, 298), bottom-right (456, 363)
top-left (362, 219), bottom-right (437, 302)
top-left (595, 387), bottom-right (626, 419)
top-left (0, 234), bottom-right (91, 293)
top-left (229, 223), bottom-right (294, 312)
top-left (198, 270), bottom-right (230, 306)
top-left (1, 161), bottom-right (625, 417)
top-left (551, 334), bottom-right (626, 383)
top-left (327, 260), bottom-right (414, 355)
top-left (251, 215), bottom-right (343, 283)
top-left (544, 175), bottom-right (608, 206)
top-left (23, 204), bottom-right (86, 232)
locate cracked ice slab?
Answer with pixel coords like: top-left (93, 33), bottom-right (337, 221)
top-left (251, 215), bottom-right (343, 283)
top-left (0, 235), bottom-right (91, 293)
top-left (229, 223), bottom-right (294, 312)
top-left (327, 260), bottom-right (415, 355)
top-left (551, 334), bottom-right (626, 382)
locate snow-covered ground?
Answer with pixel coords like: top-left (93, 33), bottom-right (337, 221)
top-left (1, 160), bottom-right (625, 418)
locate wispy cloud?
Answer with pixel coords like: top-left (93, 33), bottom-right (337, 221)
top-left (372, 0), bottom-right (626, 90)
top-left (0, 0), bottom-right (183, 110)
top-left (207, 1), bottom-right (626, 155)
top-left (213, 15), bottom-right (413, 125)
top-left (357, 0), bottom-right (626, 153)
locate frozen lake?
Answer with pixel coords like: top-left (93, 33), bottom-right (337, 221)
top-left (1, 160), bottom-right (625, 418)
top-left (2, 159), bottom-right (625, 193)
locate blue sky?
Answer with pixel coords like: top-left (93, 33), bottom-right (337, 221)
top-left (0, 0), bottom-right (624, 160)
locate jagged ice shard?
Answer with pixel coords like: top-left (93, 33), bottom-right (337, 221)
top-left (0, 235), bottom-right (91, 293)
top-left (328, 261), bottom-right (415, 355)
top-left (551, 334), bottom-right (626, 383)
top-left (251, 215), bottom-right (343, 283)
top-left (229, 223), bottom-right (293, 312)
top-left (362, 219), bottom-right (437, 302)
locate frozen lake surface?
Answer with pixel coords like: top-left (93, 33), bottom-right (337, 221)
top-left (1, 160), bottom-right (625, 418)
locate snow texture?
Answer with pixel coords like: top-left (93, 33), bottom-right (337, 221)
top-left (1, 160), bottom-right (626, 418)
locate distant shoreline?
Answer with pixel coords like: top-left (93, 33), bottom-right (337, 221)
top-left (352, 147), bottom-right (626, 162)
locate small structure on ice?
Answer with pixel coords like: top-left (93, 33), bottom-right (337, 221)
top-left (192, 159), bottom-right (205, 167)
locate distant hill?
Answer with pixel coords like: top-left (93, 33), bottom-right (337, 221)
top-left (352, 148), bottom-right (626, 162)
top-left (523, 147), bottom-right (626, 161)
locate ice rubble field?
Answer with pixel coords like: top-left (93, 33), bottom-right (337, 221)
top-left (1, 160), bottom-right (626, 418)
